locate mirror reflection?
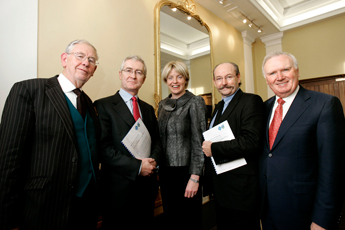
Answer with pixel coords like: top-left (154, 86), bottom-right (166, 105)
top-left (159, 4), bottom-right (213, 118)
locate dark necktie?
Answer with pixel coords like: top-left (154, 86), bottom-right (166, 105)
top-left (213, 100), bottom-right (224, 126)
top-left (269, 98), bottom-right (285, 149)
top-left (132, 96), bottom-right (141, 121)
top-left (73, 88), bottom-right (87, 119)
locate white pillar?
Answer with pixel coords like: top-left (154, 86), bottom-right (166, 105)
top-left (261, 32), bottom-right (284, 98)
top-left (241, 31), bottom-right (256, 94)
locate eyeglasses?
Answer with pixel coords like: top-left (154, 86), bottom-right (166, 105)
top-left (68, 52), bottom-right (99, 66)
top-left (122, 68), bottom-right (144, 77)
top-left (215, 75), bottom-right (236, 82)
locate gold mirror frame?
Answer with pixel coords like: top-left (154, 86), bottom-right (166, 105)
top-left (154, 0), bottom-right (215, 114)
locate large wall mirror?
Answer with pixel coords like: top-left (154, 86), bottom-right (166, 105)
top-left (154, 0), bottom-right (214, 119)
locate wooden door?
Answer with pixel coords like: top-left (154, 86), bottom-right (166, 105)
top-left (300, 74), bottom-right (345, 114)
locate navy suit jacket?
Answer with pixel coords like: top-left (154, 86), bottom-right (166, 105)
top-left (259, 86), bottom-right (345, 229)
top-left (0, 76), bottom-right (100, 229)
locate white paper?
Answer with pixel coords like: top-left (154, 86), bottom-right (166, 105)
top-left (121, 118), bottom-right (151, 159)
top-left (203, 120), bottom-right (247, 174)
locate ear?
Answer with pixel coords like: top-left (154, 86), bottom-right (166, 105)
top-left (119, 70), bottom-right (123, 80)
top-left (61, 53), bottom-right (68, 68)
top-left (237, 73), bottom-right (241, 83)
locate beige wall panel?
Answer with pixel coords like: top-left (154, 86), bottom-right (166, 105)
top-left (253, 38), bottom-right (268, 100)
top-left (38, 0), bottom-right (244, 106)
top-left (282, 14), bottom-right (345, 80)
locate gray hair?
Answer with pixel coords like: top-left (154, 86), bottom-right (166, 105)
top-left (120, 55), bottom-right (147, 76)
top-left (65, 39), bottom-right (99, 60)
top-left (262, 51), bottom-right (298, 77)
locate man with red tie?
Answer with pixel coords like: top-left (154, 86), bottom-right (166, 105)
top-left (259, 52), bottom-right (345, 230)
top-left (94, 55), bottom-right (162, 230)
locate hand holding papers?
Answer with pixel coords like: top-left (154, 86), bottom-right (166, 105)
top-left (203, 121), bottom-right (246, 174)
top-left (122, 118), bottom-right (151, 159)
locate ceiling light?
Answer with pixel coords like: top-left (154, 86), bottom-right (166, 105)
top-left (187, 15), bottom-right (192, 20)
top-left (219, 0), bottom-right (224, 4)
top-left (243, 19), bottom-right (247, 23)
top-left (249, 23), bottom-right (253, 27)
top-left (258, 28), bottom-right (262, 33)
top-left (172, 7), bottom-right (177, 12)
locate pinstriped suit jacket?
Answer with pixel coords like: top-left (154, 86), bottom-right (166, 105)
top-left (0, 75), bottom-right (100, 230)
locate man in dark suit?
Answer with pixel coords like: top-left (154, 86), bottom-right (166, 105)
top-left (259, 51), bottom-right (345, 230)
top-left (0, 39), bottom-right (101, 229)
top-left (202, 62), bottom-right (264, 230)
top-left (94, 55), bottom-right (162, 230)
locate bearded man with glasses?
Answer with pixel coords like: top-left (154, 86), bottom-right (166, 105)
top-left (0, 39), bottom-right (101, 230)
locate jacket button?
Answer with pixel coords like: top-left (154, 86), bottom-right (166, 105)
top-left (268, 153), bottom-right (272, 157)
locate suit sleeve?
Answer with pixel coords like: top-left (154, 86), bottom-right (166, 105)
top-left (0, 82), bottom-right (35, 229)
top-left (144, 105), bottom-right (162, 166)
top-left (312, 96), bottom-right (345, 228)
top-left (211, 95), bottom-right (265, 164)
top-left (189, 96), bottom-right (207, 175)
top-left (94, 100), bottom-right (142, 181)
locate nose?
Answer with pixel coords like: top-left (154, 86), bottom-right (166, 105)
top-left (82, 58), bottom-right (90, 67)
top-left (277, 71), bottom-right (284, 80)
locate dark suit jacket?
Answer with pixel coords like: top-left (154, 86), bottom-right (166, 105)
top-left (0, 76), bottom-right (101, 230)
top-left (259, 86), bottom-right (345, 229)
top-left (204, 89), bottom-right (265, 211)
top-left (94, 91), bottom-right (162, 229)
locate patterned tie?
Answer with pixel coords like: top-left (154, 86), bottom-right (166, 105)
top-left (213, 100), bottom-right (224, 126)
top-left (73, 88), bottom-right (87, 119)
top-left (132, 96), bottom-right (141, 121)
top-left (269, 98), bottom-right (285, 149)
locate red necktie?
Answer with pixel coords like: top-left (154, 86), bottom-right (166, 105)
top-left (132, 96), bottom-right (141, 121)
top-left (269, 98), bottom-right (285, 149)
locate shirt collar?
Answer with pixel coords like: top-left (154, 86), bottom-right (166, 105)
top-left (275, 85), bottom-right (300, 104)
top-left (222, 88), bottom-right (239, 105)
top-left (119, 88), bottom-right (137, 102)
top-left (57, 73), bottom-right (81, 92)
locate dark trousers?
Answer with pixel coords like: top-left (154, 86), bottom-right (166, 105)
top-left (66, 182), bottom-right (99, 230)
top-left (214, 200), bottom-right (261, 230)
top-left (160, 166), bottom-right (202, 230)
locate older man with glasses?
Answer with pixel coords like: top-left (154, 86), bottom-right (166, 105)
top-left (0, 39), bottom-right (101, 230)
top-left (94, 55), bottom-right (162, 230)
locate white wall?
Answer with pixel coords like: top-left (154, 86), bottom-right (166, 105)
top-left (0, 0), bottom-right (38, 118)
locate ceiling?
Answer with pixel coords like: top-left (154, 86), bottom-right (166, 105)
top-left (160, 0), bottom-right (345, 64)
top-left (195, 0), bottom-right (345, 38)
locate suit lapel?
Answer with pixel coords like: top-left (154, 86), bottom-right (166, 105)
top-left (112, 92), bottom-right (135, 127)
top-left (45, 76), bottom-right (76, 145)
top-left (217, 89), bottom-right (243, 124)
top-left (271, 86), bottom-right (310, 150)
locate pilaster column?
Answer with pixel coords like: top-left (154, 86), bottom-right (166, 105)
top-left (261, 32), bottom-right (284, 98)
top-left (241, 31), bottom-right (256, 94)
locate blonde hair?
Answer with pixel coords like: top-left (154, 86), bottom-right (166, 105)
top-left (162, 61), bottom-right (189, 88)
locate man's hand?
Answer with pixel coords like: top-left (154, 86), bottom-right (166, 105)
top-left (310, 222), bottom-right (326, 230)
top-left (140, 158), bottom-right (157, 177)
top-left (202, 141), bottom-right (213, 157)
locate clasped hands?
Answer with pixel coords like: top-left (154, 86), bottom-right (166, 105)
top-left (140, 158), bottom-right (157, 177)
